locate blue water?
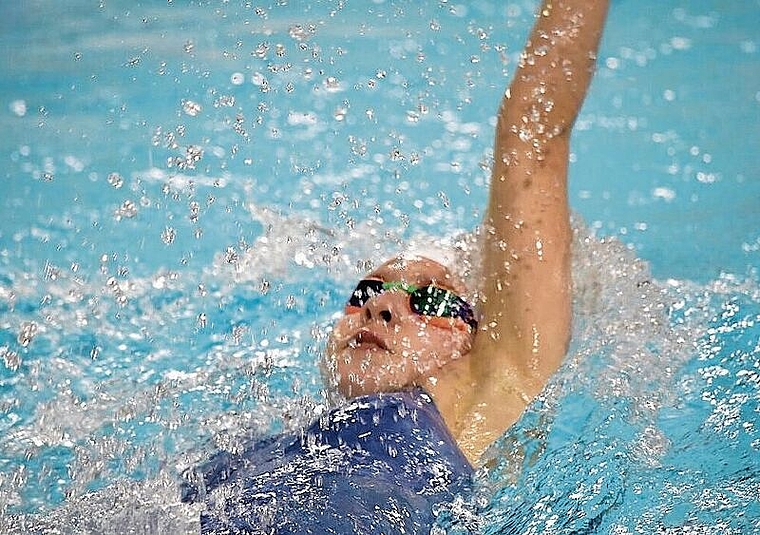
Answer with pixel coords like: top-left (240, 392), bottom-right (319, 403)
top-left (1, 0), bottom-right (758, 533)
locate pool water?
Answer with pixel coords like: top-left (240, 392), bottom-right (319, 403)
top-left (1, 0), bottom-right (758, 533)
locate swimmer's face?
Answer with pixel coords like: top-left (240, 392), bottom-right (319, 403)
top-left (324, 256), bottom-right (475, 398)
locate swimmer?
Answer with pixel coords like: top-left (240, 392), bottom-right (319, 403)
top-left (185, 0), bottom-right (610, 532)
top-left (326, 0), bottom-right (610, 463)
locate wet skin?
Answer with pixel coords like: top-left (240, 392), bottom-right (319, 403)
top-left (324, 256), bottom-right (474, 399)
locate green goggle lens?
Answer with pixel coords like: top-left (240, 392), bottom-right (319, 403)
top-left (347, 279), bottom-right (477, 330)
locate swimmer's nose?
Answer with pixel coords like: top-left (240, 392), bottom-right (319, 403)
top-left (362, 292), bottom-right (403, 326)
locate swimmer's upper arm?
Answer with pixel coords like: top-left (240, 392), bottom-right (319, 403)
top-left (471, 0), bottom-right (609, 395)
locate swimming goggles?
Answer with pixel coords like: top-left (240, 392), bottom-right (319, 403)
top-left (344, 279), bottom-right (478, 331)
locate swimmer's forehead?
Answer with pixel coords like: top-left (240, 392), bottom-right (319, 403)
top-left (367, 256), bottom-right (465, 293)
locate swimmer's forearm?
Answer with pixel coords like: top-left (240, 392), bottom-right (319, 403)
top-left (500, 0), bottom-right (610, 138)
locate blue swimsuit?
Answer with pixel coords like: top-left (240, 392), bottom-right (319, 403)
top-left (181, 389), bottom-right (473, 534)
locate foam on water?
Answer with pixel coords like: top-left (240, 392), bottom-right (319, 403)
top-left (1, 215), bottom-right (758, 533)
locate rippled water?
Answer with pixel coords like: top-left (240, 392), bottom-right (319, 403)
top-left (1, 0), bottom-right (758, 533)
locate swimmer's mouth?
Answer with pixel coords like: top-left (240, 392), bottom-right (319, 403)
top-left (349, 330), bottom-right (388, 350)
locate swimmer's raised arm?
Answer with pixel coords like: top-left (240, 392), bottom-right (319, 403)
top-left (461, 0), bottom-right (609, 453)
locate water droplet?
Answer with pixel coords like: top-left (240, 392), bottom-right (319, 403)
top-left (252, 42), bottom-right (269, 59)
top-left (225, 247), bottom-right (239, 264)
top-left (161, 227), bottom-right (176, 245)
top-left (323, 76), bottom-right (341, 92)
top-left (44, 261), bottom-right (60, 281)
top-left (174, 145), bottom-right (203, 170)
top-left (389, 148), bottom-right (404, 161)
top-left (406, 110), bottom-right (420, 123)
top-left (189, 200), bottom-right (200, 222)
top-left (107, 172), bottom-right (124, 188)
top-left (2, 347), bottom-right (21, 371)
top-left (18, 322), bottom-right (38, 348)
top-left (215, 95), bottom-right (235, 108)
top-left (114, 200), bottom-right (138, 220)
top-left (230, 72), bottom-right (244, 85)
top-left (182, 99), bottom-right (202, 117)
top-left (9, 100), bottom-right (27, 117)
top-left (289, 24), bottom-right (314, 41)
